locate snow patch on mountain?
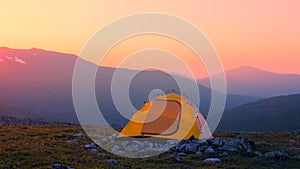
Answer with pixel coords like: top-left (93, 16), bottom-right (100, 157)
top-left (6, 56), bottom-right (13, 60)
top-left (14, 57), bottom-right (26, 64)
top-left (0, 56), bottom-right (26, 64)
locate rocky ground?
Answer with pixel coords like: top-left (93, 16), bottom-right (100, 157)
top-left (0, 126), bottom-right (299, 169)
top-left (0, 114), bottom-right (76, 126)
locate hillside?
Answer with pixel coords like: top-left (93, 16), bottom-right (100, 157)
top-left (198, 66), bottom-right (300, 97)
top-left (0, 47), bottom-right (260, 125)
top-left (217, 94), bottom-right (300, 132)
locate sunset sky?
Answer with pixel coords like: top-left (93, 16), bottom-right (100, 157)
top-left (1, 1), bottom-right (299, 78)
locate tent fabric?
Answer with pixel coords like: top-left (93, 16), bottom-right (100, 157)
top-left (141, 99), bottom-right (181, 135)
top-left (119, 92), bottom-right (212, 140)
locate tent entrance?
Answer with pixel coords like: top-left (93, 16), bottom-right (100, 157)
top-left (141, 99), bottom-right (181, 136)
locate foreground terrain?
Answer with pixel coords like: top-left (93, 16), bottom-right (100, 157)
top-left (0, 126), bottom-right (299, 169)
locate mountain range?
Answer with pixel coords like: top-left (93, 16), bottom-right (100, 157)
top-left (1, 47), bottom-right (299, 131)
top-left (198, 66), bottom-right (300, 97)
top-left (0, 47), bottom-right (260, 125)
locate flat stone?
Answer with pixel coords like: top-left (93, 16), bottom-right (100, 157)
top-left (167, 140), bottom-right (178, 145)
top-left (177, 152), bottom-right (186, 156)
top-left (254, 151), bottom-right (262, 156)
top-left (85, 143), bottom-right (97, 148)
top-left (74, 132), bottom-right (83, 137)
top-left (106, 159), bottom-right (118, 164)
top-left (204, 146), bottom-right (215, 153)
top-left (172, 156), bottom-right (184, 163)
top-left (88, 149), bottom-right (98, 153)
top-left (203, 158), bottom-right (221, 163)
top-left (195, 151), bottom-right (203, 156)
top-left (218, 152), bottom-right (229, 157)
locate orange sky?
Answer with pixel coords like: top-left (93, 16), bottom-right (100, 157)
top-left (1, 1), bottom-right (300, 77)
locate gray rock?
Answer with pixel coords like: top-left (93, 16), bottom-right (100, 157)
top-left (115, 151), bottom-right (126, 155)
top-left (88, 149), bottom-right (98, 153)
top-left (218, 140), bottom-right (240, 152)
top-left (203, 158), bottom-right (221, 163)
top-left (111, 145), bottom-right (120, 153)
top-left (148, 142), bottom-right (153, 149)
top-left (195, 151), bottom-right (203, 156)
top-left (85, 143), bottom-right (97, 149)
top-left (185, 142), bottom-right (199, 153)
top-left (212, 137), bottom-right (223, 147)
top-left (106, 159), bottom-right (118, 164)
top-left (172, 156), bottom-right (184, 163)
top-left (131, 140), bottom-right (144, 147)
top-left (121, 141), bottom-right (129, 148)
top-left (53, 164), bottom-right (68, 169)
top-left (218, 152), bottom-right (229, 157)
top-left (265, 151), bottom-right (288, 160)
top-left (199, 140), bottom-right (209, 147)
top-left (176, 143), bottom-right (186, 152)
top-left (177, 152), bottom-right (186, 156)
top-left (254, 151), bottom-right (262, 156)
top-left (206, 138), bottom-right (214, 145)
top-left (66, 140), bottom-right (72, 144)
top-left (53, 164), bottom-right (74, 169)
top-left (167, 140), bottom-right (178, 145)
top-left (281, 145), bottom-right (300, 156)
top-left (204, 146), bottom-right (215, 153)
top-left (125, 144), bottom-right (139, 152)
top-left (100, 131), bottom-right (108, 136)
top-left (177, 140), bottom-right (187, 146)
top-left (66, 140), bottom-right (79, 145)
top-left (111, 133), bottom-right (118, 138)
top-left (102, 138), bottom-right (109, 142)
top-left (198, 145), bottom-right (209, 152)
top-left (156, 147), bottom-right (169, 152)
top-left (264, 151), bottom-right (276, 158)
top-left (74, 132), bottom-right (83, 137)
top-left (238, 137), bottom-right (255, 153)
top-left (217, 137), bottom-right (255, 153)
top-left (137, 149), bottom-right (147, 155)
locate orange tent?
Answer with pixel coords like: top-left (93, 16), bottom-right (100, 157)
top-left (119, 92), bottom-right (212, 140)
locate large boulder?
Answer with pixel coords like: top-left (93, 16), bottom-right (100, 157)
top-left (218, 137), bottom-right (255, 153)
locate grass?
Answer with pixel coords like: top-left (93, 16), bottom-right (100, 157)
top-left (0, 126), bottom-right (299, 169)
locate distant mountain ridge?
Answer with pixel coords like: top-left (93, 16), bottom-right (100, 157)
top-left (217, 94), bottom-right (300, 132)
top-left (198, 66), bottom-right (300, 97)
top-left (0, 47), bottom-right (261, 125)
